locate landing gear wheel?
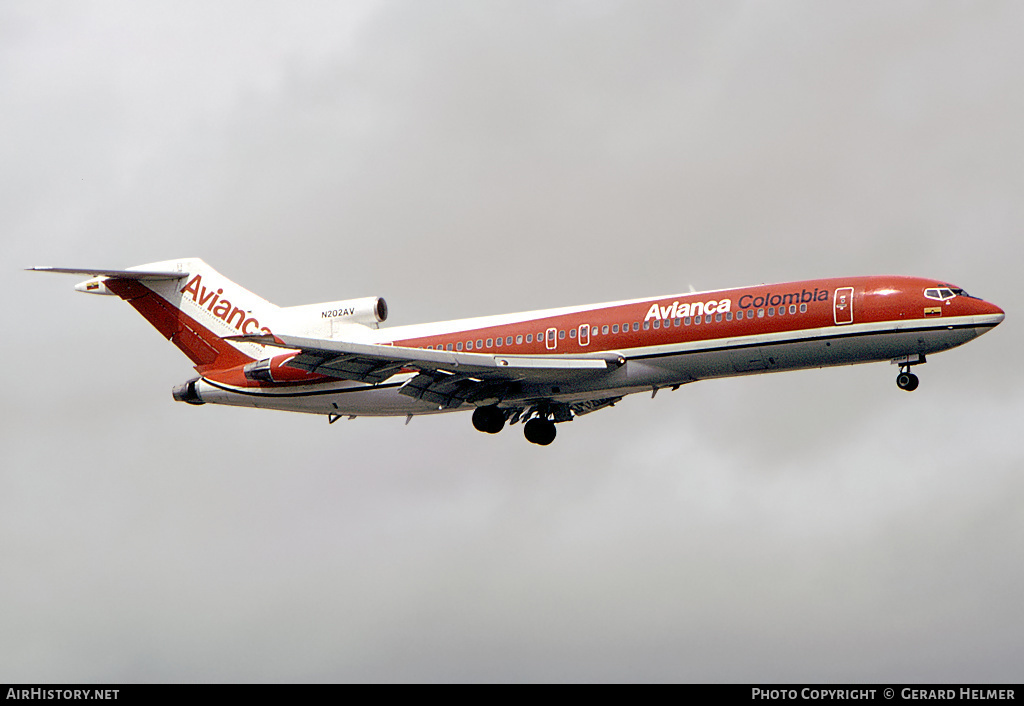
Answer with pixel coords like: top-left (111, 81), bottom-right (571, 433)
top-left (472, 406), bottom-right (506, 434)
top-left (896, 371), bottom-right (919, 392)
top-left (524, 418), bottom-right (557, 446)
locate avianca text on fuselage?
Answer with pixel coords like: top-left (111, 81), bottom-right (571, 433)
top-left (180, 273), bottom-right (271, 335)
top-left (644, 297), bottom-right (732, 321)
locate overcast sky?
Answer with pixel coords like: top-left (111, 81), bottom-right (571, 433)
top-left (2, 1), bottom-right (1022, 682)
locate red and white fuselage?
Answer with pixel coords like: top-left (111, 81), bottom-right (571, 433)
top-left (34, 259), bottom-right (1004, 444)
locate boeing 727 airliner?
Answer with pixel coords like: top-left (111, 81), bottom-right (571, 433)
top-left (31, 259), bottom-right (1004, 445)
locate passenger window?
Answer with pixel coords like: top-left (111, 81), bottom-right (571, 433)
top-left (466, 341), bottom-right (473, 350)
top-left (747, 310), bottom-right (754, 319)
top-left (570, 328), bottom-right (576, 338)
top-left (726, 312), bottom-right (733, 321)
top-left (486, 338), bottom-right (493, 347)
top-left (653, 320), bottom-right (660, 329)
top-left (558, 330), bottom-right (565, 340)
top-left (446, 343), bottom-right (453, 351)
top-left (757, 309), bottom-right (764, 318)
top-left (516, 335), bottom-right (523, 344)
top-left (592, 326), bottom-right (599, 335)
top-left (789, 305), bottom-right (796, 314)
top-left (716, 313), bottom-right (723, 322)
top-left (684, 317), bottom-right (691, 325)
top-left (496, 338), bottom-right (502, 347)
top-left (526, 334), bottom-right (532, 343)
top-left (601, 325), bottom-right (609, 334)
top-left (767, 307), bottom-right (774, 316)
top-left (457, 342), bottom-right (463, 351)
top-left (633, 322), bottom-right (639, 332)
top-left (507, 336), bottom-right (513, 345)
top-left (643, 322), bottom-right (650, 330)
top-left (800, 304), bottom-right (807, 313)
top-left (695, 316), bottom-right (702, 325)
top-left (612, 324), bottom-right (619, 333)
top-left (674, 318), bottom-right (681, 327)
top-left (477, 339), bottom-right (483, 348)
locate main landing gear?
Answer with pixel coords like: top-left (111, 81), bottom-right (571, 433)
top-left (472, 404), bottom-right (560, 445)
top-left (472, 405), bottom-right (506, 434)
top-left (523, 418), bottom-right (557, 446)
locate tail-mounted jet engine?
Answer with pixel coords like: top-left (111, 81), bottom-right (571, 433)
top-left (275, 296), bottom-right (388, 338)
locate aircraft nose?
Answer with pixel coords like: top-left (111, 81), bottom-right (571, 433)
top-left (975, 299), bottom-right (1005, 326)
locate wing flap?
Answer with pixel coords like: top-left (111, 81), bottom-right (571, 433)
top-left (399, 371), bottom-right (491, 408)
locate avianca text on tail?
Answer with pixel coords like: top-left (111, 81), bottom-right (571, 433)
top-left (179, 273), bottom-right (273, 336)
top-left (30, 259), bottom-right (1004, 446)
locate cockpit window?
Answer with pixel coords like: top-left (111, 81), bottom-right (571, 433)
top-left (925, 286), bottom-right (970, 301)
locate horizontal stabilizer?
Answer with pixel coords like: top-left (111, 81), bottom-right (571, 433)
top-left (27, 266), bottom-right (187, 281)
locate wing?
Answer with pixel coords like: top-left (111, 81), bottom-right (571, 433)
top-left (229, 333), bottom-right (625, 409)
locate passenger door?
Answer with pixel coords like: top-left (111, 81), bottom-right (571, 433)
top-left (834, 287), bottom-right (854, 325)
top-left (546, 327), bottom-right (557, 351)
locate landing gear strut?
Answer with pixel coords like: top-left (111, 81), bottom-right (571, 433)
top-left (896, 366), bottom-right (920, 392)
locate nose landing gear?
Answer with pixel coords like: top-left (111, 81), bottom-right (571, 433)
top-left (896, 370), bottom-right (919, 391)
top-left (895, 360), bottom-right (922, 391)
top-left (893, 354), bottom-right (925, 392)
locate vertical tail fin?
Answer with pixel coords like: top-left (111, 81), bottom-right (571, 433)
top-left (36, 259), bottom-right (279, 372)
